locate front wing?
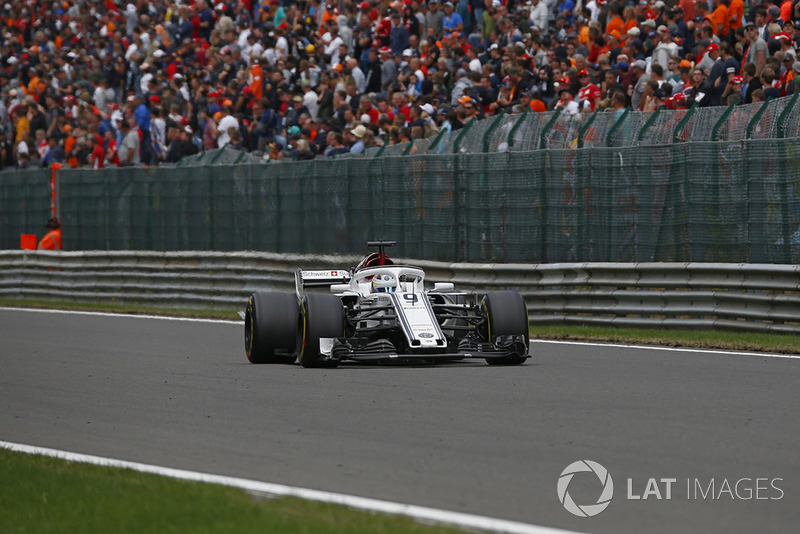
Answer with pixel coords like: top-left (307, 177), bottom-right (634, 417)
top-left (327, 334), bottom-right (529, 363)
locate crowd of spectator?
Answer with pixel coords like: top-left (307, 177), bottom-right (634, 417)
top-left (2, 0), bottom-right (800, 169)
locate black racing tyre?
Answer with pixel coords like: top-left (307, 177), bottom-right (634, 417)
top-left (245, 292), bottom-right (298, 364)
top-left (298, 293), bottom-right (345, 368)
top-left (482, 290), bottom-right (530, 365)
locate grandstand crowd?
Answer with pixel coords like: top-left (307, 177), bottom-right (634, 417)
top-left (1, 0), bottom-right (800, 168)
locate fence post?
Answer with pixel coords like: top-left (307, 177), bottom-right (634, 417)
top-left (777, 93), bottom-right (799, 261)
top-left (711, 103), bottom-right (736, 141)
top-left (507, 109), bottom-right (529, 149)
top-left (483, 111), bottom-right (509, 153)
top-left (577, 109), bottom-right (599, 148)
top-left (49, 163), bottom-right (62, 221)
top-left (598, 109), bottom-right (629, 259)
top-left (606, 108), bottom-right (630, 147)
top-left (777, 92), bottom-right (800, 138)
top-left (402, 137), bottom-right (418, 155)
top-left (373, 141), bottom-right (388, 158)
top-left (672, 104), bottom-right (698, 143)
top-left (659, 103), bottom-right (698, 261)
top-left (709, 106), bottom-right (736, 260)
top-left (538, 109), bottom-right (563, 260)
top-left (745, 98), bottom-right (773, 262)
top-left (575, 113), bottom-right (598, 259)
top-left (746, 97), bottom-right (772, 139)
top-left (539, 108), bottom-right (562, 150)
top-left (637, 107), bottom-right (663, 144)
top-left (477, 112), bottom-right (511, 260)
top-left (453, 118), bottom-right (476, 153)
top-left (426, 127), bottom-right (446, 153)
top-left (210, 145), bottom-right (229, 164)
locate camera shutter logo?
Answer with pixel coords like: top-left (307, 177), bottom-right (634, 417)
top-left (557, 460), bottom-right (614, 517)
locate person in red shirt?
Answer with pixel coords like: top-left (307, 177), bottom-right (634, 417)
top-left (376, 10), bottom-right (392, 46)
top-left (636, 0), bottom-right (655, 21)
top-left (357, 96), bottom-right (380, 125)
top-left (679, 0), bottom-right (697, 24)
top-left (103, 130), bottom-right (120, 167)
top-left (391, 91), bottom-right (411, 123)
top-left (90, 134), bottom-right (105, 169)
top-left (577, 69), bottom-right (602, 112)
top-left (375, 96), bottom-right (395, 122)
top-left (778, 55), bottom-right (795, 96)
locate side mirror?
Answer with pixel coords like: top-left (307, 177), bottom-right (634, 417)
top-left (330, 284), bottom-right (351, 292)
top-left (433, 282), bottom-right (454, 291)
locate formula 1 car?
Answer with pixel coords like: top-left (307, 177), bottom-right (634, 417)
top-left (244, 241), bottom-right (529, 368)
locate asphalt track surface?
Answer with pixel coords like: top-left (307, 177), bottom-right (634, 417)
top-left (2, 308), bottom-right (799, 533)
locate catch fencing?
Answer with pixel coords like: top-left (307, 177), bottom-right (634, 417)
top-left (345, 93), bottom-right (800, 155)
top-left (2, 97), bottom-right (800, 264)
top-left (1, 251), bottom-right (799, 334)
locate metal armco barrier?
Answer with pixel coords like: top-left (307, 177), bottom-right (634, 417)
top-left (1, 251), bottom-right (799, 334)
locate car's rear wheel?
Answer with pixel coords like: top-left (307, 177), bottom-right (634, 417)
top-left (245, 292), bottom-right (298, 364)
top-left (299, 293), bottom-right (345, 368)
top-left (482, 290), bottom-right (529, 365)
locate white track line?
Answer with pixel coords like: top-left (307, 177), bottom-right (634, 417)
top-left (4, 307), bottom-right (797, 359)
top-left (1, 441), bottom-right (582, 534)
top-left (0, 307), bottom-right (241, 325)
top-left (531, 339), bottom-right (800, 360)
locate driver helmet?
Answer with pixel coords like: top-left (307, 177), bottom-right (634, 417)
top-left (371, 273), bottom-right (396, 293)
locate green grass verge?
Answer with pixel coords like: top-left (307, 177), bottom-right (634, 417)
top-left (0, 448), bottom-right (467, 534)
top-left (2, 297), bottom-right (798, 354)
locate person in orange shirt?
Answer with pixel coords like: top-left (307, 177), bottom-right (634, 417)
top-left (520, 87), bottom-right (547, 112)
top-left (623, 5), bottom-right (638, 34)
top-left (63, 126), bottom-right (79, 167)
top-left (579, 19), bottom-right (591, 47)
top-left (780, 0), bottom-right (794, 23)
top-left (529, 98), bottom-right (548, 113)
top-left (27, 72), bottom-right (41, 96)
top-left (605, 3), bottom-right (626, 38)
top-left (695, 1), bottom-right (716, 35)
top-left (249, 57), bottom-right (264, 102)
top-left (155, 24), bottom-right (171, 48)
top-left (711, 0), bottom-right (730, 39)
top-left (38, 219), bottom-right (62, 250)
top-left (13, 106), bottom-right (30, 144)
top-left (321, 3), bottom-right (338, 26)
top-left (729, 0), bottom-right (745, 37)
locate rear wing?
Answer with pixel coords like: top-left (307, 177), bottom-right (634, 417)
top-left (295, 268), bottom-right (351, 298)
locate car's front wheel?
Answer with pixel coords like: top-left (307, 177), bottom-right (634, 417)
top-left (298, 293), bottom-right (345, 368)
top-left (482, 290), bottom-right (529, 365)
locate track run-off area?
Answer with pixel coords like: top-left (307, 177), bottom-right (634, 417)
top-left (2, 308), bottom-right (798, 533)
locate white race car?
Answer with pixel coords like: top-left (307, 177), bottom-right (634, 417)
top-left (245, 241), bottom-right (530, 367)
